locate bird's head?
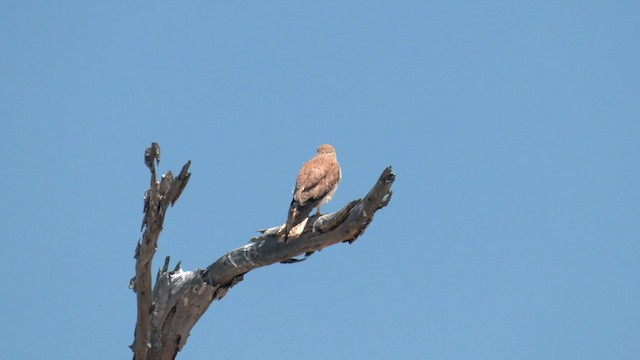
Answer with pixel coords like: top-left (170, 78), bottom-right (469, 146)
top-left (317, 144), bottom-right (336, 155)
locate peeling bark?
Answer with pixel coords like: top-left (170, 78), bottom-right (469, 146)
top-left (131, 143), bottom-right (395, 360)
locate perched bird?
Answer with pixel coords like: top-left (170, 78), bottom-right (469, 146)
top-left (284, 144), bottom-right (342, 240)
top-left (144, 142), bottom-right (161, 171)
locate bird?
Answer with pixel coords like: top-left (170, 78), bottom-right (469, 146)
top-left (144, 142), bottom-right (161, 171)
top-left (284, 144), bottom-right (342, 240)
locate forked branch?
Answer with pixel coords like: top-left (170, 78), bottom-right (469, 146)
top-left (131, 143), bottom-right (395, 360)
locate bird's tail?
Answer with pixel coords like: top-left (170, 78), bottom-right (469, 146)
top-left (284, 199), bottom-right (315, 242)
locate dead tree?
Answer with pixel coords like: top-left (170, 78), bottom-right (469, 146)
top-left (130, 143), bottom-right (396, 360)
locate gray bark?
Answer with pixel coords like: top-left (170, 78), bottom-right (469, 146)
top-left (130, 143), bottom-right (395, 360)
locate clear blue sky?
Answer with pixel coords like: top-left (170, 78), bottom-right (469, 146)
top-left (1, 2), bottom-right (638, 359)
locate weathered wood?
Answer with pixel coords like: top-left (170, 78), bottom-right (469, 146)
top-left (131, 143), bottom-right (192, 360)
top-left (202, 167), bottom-right (395, 287)
top-left (131, 143), bottom-right (395, 360)
top-left (148, 268), bottom-right (216, 360)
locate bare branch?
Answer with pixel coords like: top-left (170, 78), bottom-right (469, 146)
top-left (131, 143), bottom-right (395, 360)
top-left (131, 143), bottom-right (191, 360)
top-left (202, 167), bottom-right (395, 287)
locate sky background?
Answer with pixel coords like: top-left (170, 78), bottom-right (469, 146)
top-left (1, 2), bottom-right (638, 359)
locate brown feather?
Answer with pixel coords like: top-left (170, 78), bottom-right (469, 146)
top-left (285, 144), bottom-right (341, 239)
